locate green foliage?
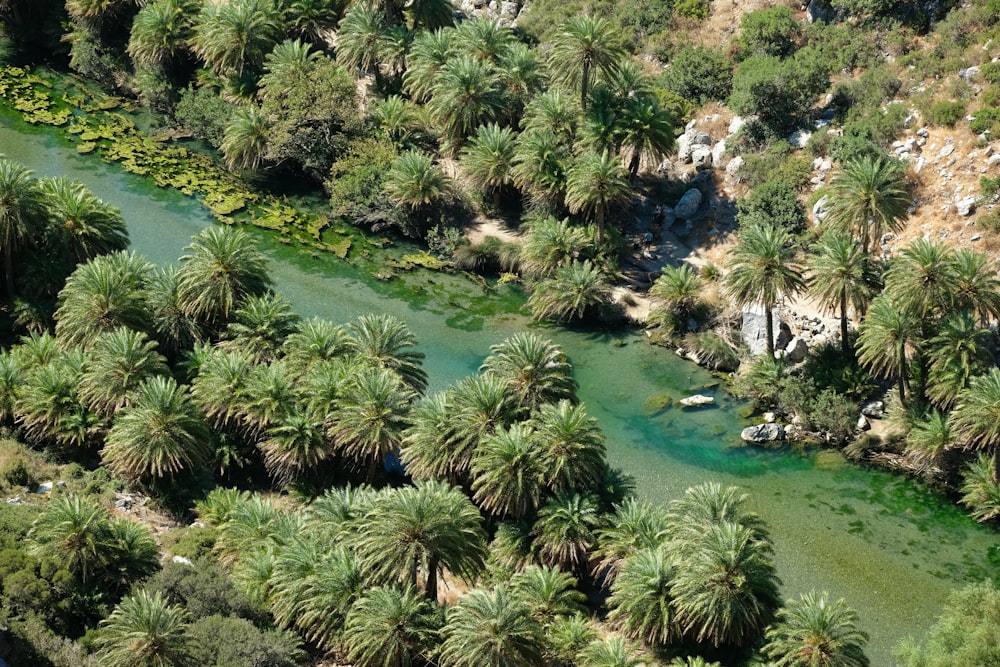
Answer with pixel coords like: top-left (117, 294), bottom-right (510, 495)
top-left (736, 6), bottom-right (801, 59)
top-left (730, 51), bottom-right (829, 134)
top-left (173, 86), bottom-right (235, 148)
top-left (326, 136), bottom-right (399, 225)
top-left (970, 107), bottom-right (1000, 135)
top-left (804, 22), bottom-right (881, 73)
top-left (185, 614), bottom-right (304, 667)
top-left (925, 99), bottom-right (966, 127)
top-left (894, 581), bottom-right (1000, 666)
top-left (736, 180), bottom-right (806, 231)
top-left (662, 46), bottom-right (733, 105)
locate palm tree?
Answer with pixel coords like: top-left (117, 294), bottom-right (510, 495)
top-left (190, 346), bottom-right (255, 429)
top-left (384, 150), bottom-right (452, 213)
top-left (191, 0), bottom-right (281, 79)
top-left (498, 43), bottom-right (544, 125)
top-left (281, 317), bottom-right (354, 373)
top-left (883, 238), bottom-right (957, 323)
top-left (221, 292), bottom-right (300, 362)
top-left (54, 251), bottom-right (153, 348)
top-left (530, 400), bottom-right (606, 494)
top-left (671, 521), bottom-right (782, 648)
top-left (355, 481), bottom-right (487, 601)
top-left (592, 498), bottom-right (669, 584)
top-left (518, 216), bottom-right (591, 280)
top-left (606, 546), bottom-right (677, 647)
top-left (406, 0), bottom-right (453, 31)
top-left (259, 410), bottom-right (335, 487)
top-left (0, 158), bottom-right (44, 298)
top-left (618, 95), bottom-right (676, 177)
top-left (243, 359), bottom-right (298, 434)
top-left (522, 90), bottom-right (580, 142)
top-left (461, 123), bottom-right (518, 207)
top-left (578, 637), bottom-right (644, 667)
top-left (926, 312), bottom-right (992, 409)
top-left (15, 351), bottom-right (99, 450)
top-left (480, 332), bottom-right (578, 415)
top-left (331, 365), bottom-right (415, 483)
top-left (564, 151), bottom-right (631, 241)
top-left (342, 585), bottom-right (441, 667)
top-left (221, 105), bottom-right (271, 171)
top-left (399, 392), bottom-right (456, 481)
top-left (428, 55), bottom-right (504, 149)
top-left (762, 591), bottom-right (869, 667)
top-left (79, 327), bottom-right (170, 419)
top-left (146, 265), bottom-right (204, 358)
top-left (102, 376), bottom-right (212, 484)
top-left (856, 296), bottom-right (921, 405)
top-left (347, 313), bottom-right (428, 393)
top-left (548, 15), bottom-right (625, 112)
top-left (724, 223), bottom-right (805, 357)
top-left (532, 492), bottom-right (600, 579)
top-left (281, 0), bottom-right (343, 44)
top-left (511, 564), bottom-right (586, 627)
top-left (950, 368), bottom-right (1000, 461)
top-left (257, 38), bottom-right (320, 98)
top-left (951, 248), bottom-right (1000, 325)
top-left (904, 410), bottom-right (953, 479)
top-left (373, 95), bottom-right (418, 147)
top-left (549, 614), bottom-right (598, 665)
top-left (807, 233), bottom-right (871, 355)
top-left (403, 27), bottom-right (456, 102)
top-left (27, 495), bottom-right (112, 585)
top-left (176, 226), bottom-right (273, 332)
top-left (528, 260), bottom-right (613, 323)
top-left (512, 129), bottom-right (572, 212)
top-left (649, 264), bottom-right (704, 337)
top-left (447, 373), bottom-right (517, 477)
top-left (665, 482), bottom-right (769, 550)
top-left (959, 453), bottom-right (1000, 522)
top-left (336, 4), bottom-right (388, 74)
top-left (127, 0), bottom-right (196, 73)
top-left (439, 586), bottom-right (545, 667)
top-left (455, 17), bottom-right (513, 63)
top-left (96, 590), bottom-right (190, 667)
top-left (471, 423), bottom-right (545, 520)
top-left (103, 517), bottom-right (161, 597)
top-left (824, 156), bottom-right (910, 254)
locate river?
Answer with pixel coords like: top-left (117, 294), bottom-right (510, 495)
top-left (2, 114), bottom-right (997, 665)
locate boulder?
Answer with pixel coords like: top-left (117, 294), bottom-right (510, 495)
top-left (728, 116), bottom-right (746, 136)
top-left (784, 336), bottom-right (809, 363)
top-left (788, 129), bottom-right (812, 148)
top-left (957, 196), bottom-right (977, 216)
top-left (172, 555), bottom-right (194, 566)
top-left (677, 129), bottom-right (711, 163)
top-left (712, 140), bottom-right (727, 168)
top-left (860, 400), bottom-right (884, 418)
top-left (811, 195), bottom-right (829, 226)
top-left (806, 0), bottom-right (835, 23)
top-left (674, 188), bottom-right (703, 220)
top-left (726, 155), bottom-right (745, 178)
top-left (959, 66), bottom-right (981, 82)
top-left (857, 414), bottom-right (870, 431)
top-left (763, 411), bottom-right (776, 423)
top-left (775, 321), bottom-right (793, 351)
top-left (939, 143), bottom-right (955, 158)
top-left (741, 423), bottom-right (785, 443)
top-left (679, 394), bottom-right (715, 407)
top-left (741, 304), bottom-right (782, 357)
top-left (691, 146), bottom-right (713, 170)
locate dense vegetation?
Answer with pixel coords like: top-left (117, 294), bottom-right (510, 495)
top-left (4, 0), bottom-right (1000, 664)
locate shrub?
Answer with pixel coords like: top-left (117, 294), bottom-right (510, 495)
top-left (675, 0), bottom-right (710, 20)
top-left (683, 331), bottom-right (739, 372)
top-left (982, 61), bottom-right (1000, 84)
top-left (925, 100), bottom-right (966, 127)
top-left (185, 615), bottom-right (304, 667)
top-left (729, 51), bottom-right (829, 134)
top-left (970, 107), bottom-right (1000, 135)
top-left (174, 87), bottom-right (236, 148)
top-left (806, 388), bottom-right (858, 444)
top-left (663, 45), bottom-right (733, 104)
top-left (736, 180), bottom-right (807, 231)
top-left (144, 560), bottom-right (266, 623)
top-left (736, 6), bottom-right (801, 59)
top-left (804, 21), bottom-right (881, 73)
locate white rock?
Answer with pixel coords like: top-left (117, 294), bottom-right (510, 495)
top-left (711, 140), bottom-right (727, 168)
top-left (857, 414), bottom-right (870, 431)
top-left (728, 116), bottom-right (746, 135)
top-left (763, 411), bottom-right (776, 423)
top-left (917, 127), bottom-right (930, 138)
top-left (788, 129), bottom-right (811, 148)
top-left (172, 555), bottom-right (195, 566)
top-left (811, 195), bottom-right (829, 226)
top-left (957, 196), bottom-right (977, 216)
top-left (784, 337), bottom-right (809, 363)
top-left (939, 144), bottom-right (955, 158)
top-left (726, 155), bottom-right (745, 177)
top-left (741, 423), bottom-right (785, 443)
top-left (860, 400), bottom-right (884, 418)
top-left (914, 157), bottom-right (927, 173)
top-left (674, 188), bottom-right (703, 220)
top-left (691, 146), bottom-right (713, 171)
top-left (679, 394), bottom-right (715, 407)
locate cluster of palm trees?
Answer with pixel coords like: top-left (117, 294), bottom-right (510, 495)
top-left (0, 158), bottom-right (129, 318)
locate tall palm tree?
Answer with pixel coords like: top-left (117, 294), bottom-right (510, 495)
top-left (281, 317), bottom-right (354, 373)
top-left (532, 492), bottom-right (600, 579)
top-left (950, 368), bottom-right (1000, 462)
top-left (190, 346), bottom-right (256, 430)
top-left (548, 15), bottom-right (625, 112)
top-left (27, 495), bottom-right (112, 585)
top-left (176, 226), bottom-right (273, 332)
top-left (96, 590), bottom-right (190, 667)
top-left (471, 423), bottom-right (545, 520)
top-left (856, 296), bottom-right (921, 405)
top-left (617, 95), bottom-right (676, 177)
top-left (511, 564), bottom-right (586, 627)
top-left (372, 95), bottom-right (418, 147)
top-left (384, 150), bottom-right (452, 213)
top-left (762, 591), bottom-right (870, 667)
top-left (403, 27), bottom-right (456, 102)
top-left (281, 0), bottom-right (343, 44)
top-left (146, 265), bottom-right (204, 358)
top-left (724, 223), bottom-right (805, 357)
top-left (347, 313), bottom-right (428, 393)
top-left (461, 123), bottom-right (518, 207)
top-left (0, 158), bottom-right (44, 298)
top-left (824, 156), bottom-right (910, 255)
top-left (428, 55), bottom-right (504, 149)
top-left (455, 17), bottom-right (513, 63)
top-left (399, 391), bottom-right (457, 481)
top-left (926, 312), bottom-right (992, 409)
top-left (54, 251), bottom-right (153, 349)
top-left (549, 614), bottom-right (598, 665)
top-left (127, 0), bottom-right (196, 73)
top-left (331, 365), bottom-right (415, 483)
top-left (951, 248), bottom-right (1000, 325)
top-left (221, 105), bottom-right (271, 171)
top-left (15, 351), bottom-right (99, 450)
top-left (807, 233), bottom-right (871, 355)
top-left (564, 151), bottom-right (631, 241)
top-left (518, 216), bottom-right (591, 280)
top-left (904, 409), bottom-right (953, 479)
top-left (511, 129), bottom-right (571, 211)
top-left (592, 498), bottom-right (669, 584)
top-left (671, 521), bottom-right (782, 648)
top-left (406, 0), bottom-right (453, 31)
top-left (191, 0), bottom-right (281, 79)
top-left (354, 481), bottom-right (487, 601)
top-left (664, 482), bottom-right (769, 551)
top-left (649, 264), bottom-right (704, 337)
top-left (883, 238), bottom-right (957, 323)
top-left (439, 586), bottom-right (545, 667)
top-left (447, 373), bottom-right (517, 478)
top-left (103, 517), bottom-right (161, 597)
top-left (480, 332), bottom-right (578, 415)
top-left (78, 327), bottom-right (170, 420)
top-left (521, 90), bottom-right (580, 142)
top-left (959, 453), bottom-right (1000, 522)
top-left (528, 260), bottom-right (613, 323)
top-left (498, 43), bottom-right (544, 126)
top-left (530, 399), bottom-right (606, 494)
top-left (335, 4), bottom-right (388, 74)
top-left (578, 636), bottom-right (644, 667)
top-left (606, 546), bottom-right (677, 647)
top-left (259, 410), bottom-right (335, 487)
top-left (102, 376), bottom-right (212, 484)
top-left (257, 38), bottom-right (321, 98)
top-left (221, 292), bottom-right (300, 362)
top-left (342, 585), bottom-right (441, 667)
top-left (243, 359), bottom-right (298, 434)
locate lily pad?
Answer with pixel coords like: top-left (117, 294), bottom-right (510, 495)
top-left (76, 142), bottom-right (97, 154)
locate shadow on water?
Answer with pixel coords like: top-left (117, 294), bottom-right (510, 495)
top-left (1, 114), bottom-right (997, 665)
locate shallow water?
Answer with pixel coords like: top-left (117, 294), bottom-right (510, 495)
top-left (3, 116), bottom-right (997, 665)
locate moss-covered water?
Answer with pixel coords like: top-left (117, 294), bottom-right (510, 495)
top-left (3, 117), bottom-right (997, 665)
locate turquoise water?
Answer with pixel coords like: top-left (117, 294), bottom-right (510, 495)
top-left (3, 117), bottom-right (997, 664)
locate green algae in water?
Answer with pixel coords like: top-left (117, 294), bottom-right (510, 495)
top-left (642, 394), bottom-right (673, 415)
top-left (815, 450), bottom-right (847, 472)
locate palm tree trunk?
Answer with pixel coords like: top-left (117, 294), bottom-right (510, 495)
top-left (840, 291), bottom-right (849, 356)
top-left (596, 207), bottom-right (605, 242)
top-left (580, 61), bottom-right (591, 113)
top-left (765, 305), bottom-right (775, 358)
top-left (3, 244), bottom-right (13, 299)
top-left (898, 349), bottom-right (907, 405)
top-left (628, 151), bottom-right (641, 178)
top-left (366, 456), bottom-right (379, 485)
top-left (425, 555), bottom-right (439, 602)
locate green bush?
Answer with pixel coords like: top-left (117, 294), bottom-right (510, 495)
top-left (981, 61), bottom-right (1000, 84)
top-left (981, 175), bottom-right (1000, 200)
top-left (970, 107), bottom-right (1000, 135)
top-left (736, 6), bottom-right (801, 58)
top-left (831, 65), bottom-right (902, 112)
top-left (925, 99), bottom-right (966, 127)
top-left (185, 615), bottom-right (304, 667)
top-left (174, 86), bottom-right (236, 149)
top-left (144, 560), bottom-right (266, 623)
top-left (729, 51), bottom-right (830, 134)
top-left (675, 0), bottom-right (710, 20)
top-left (736, 180), bottom-right (807, 231)
top-left (737, 142), bottom-right (812, 189)
top-left (805, 21), bottom-right (881, 73)
top-left (663, 45), bottom-right (733, 104)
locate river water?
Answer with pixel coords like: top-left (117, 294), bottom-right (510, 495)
top-left (3, 116), bottom-right (997, 664)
